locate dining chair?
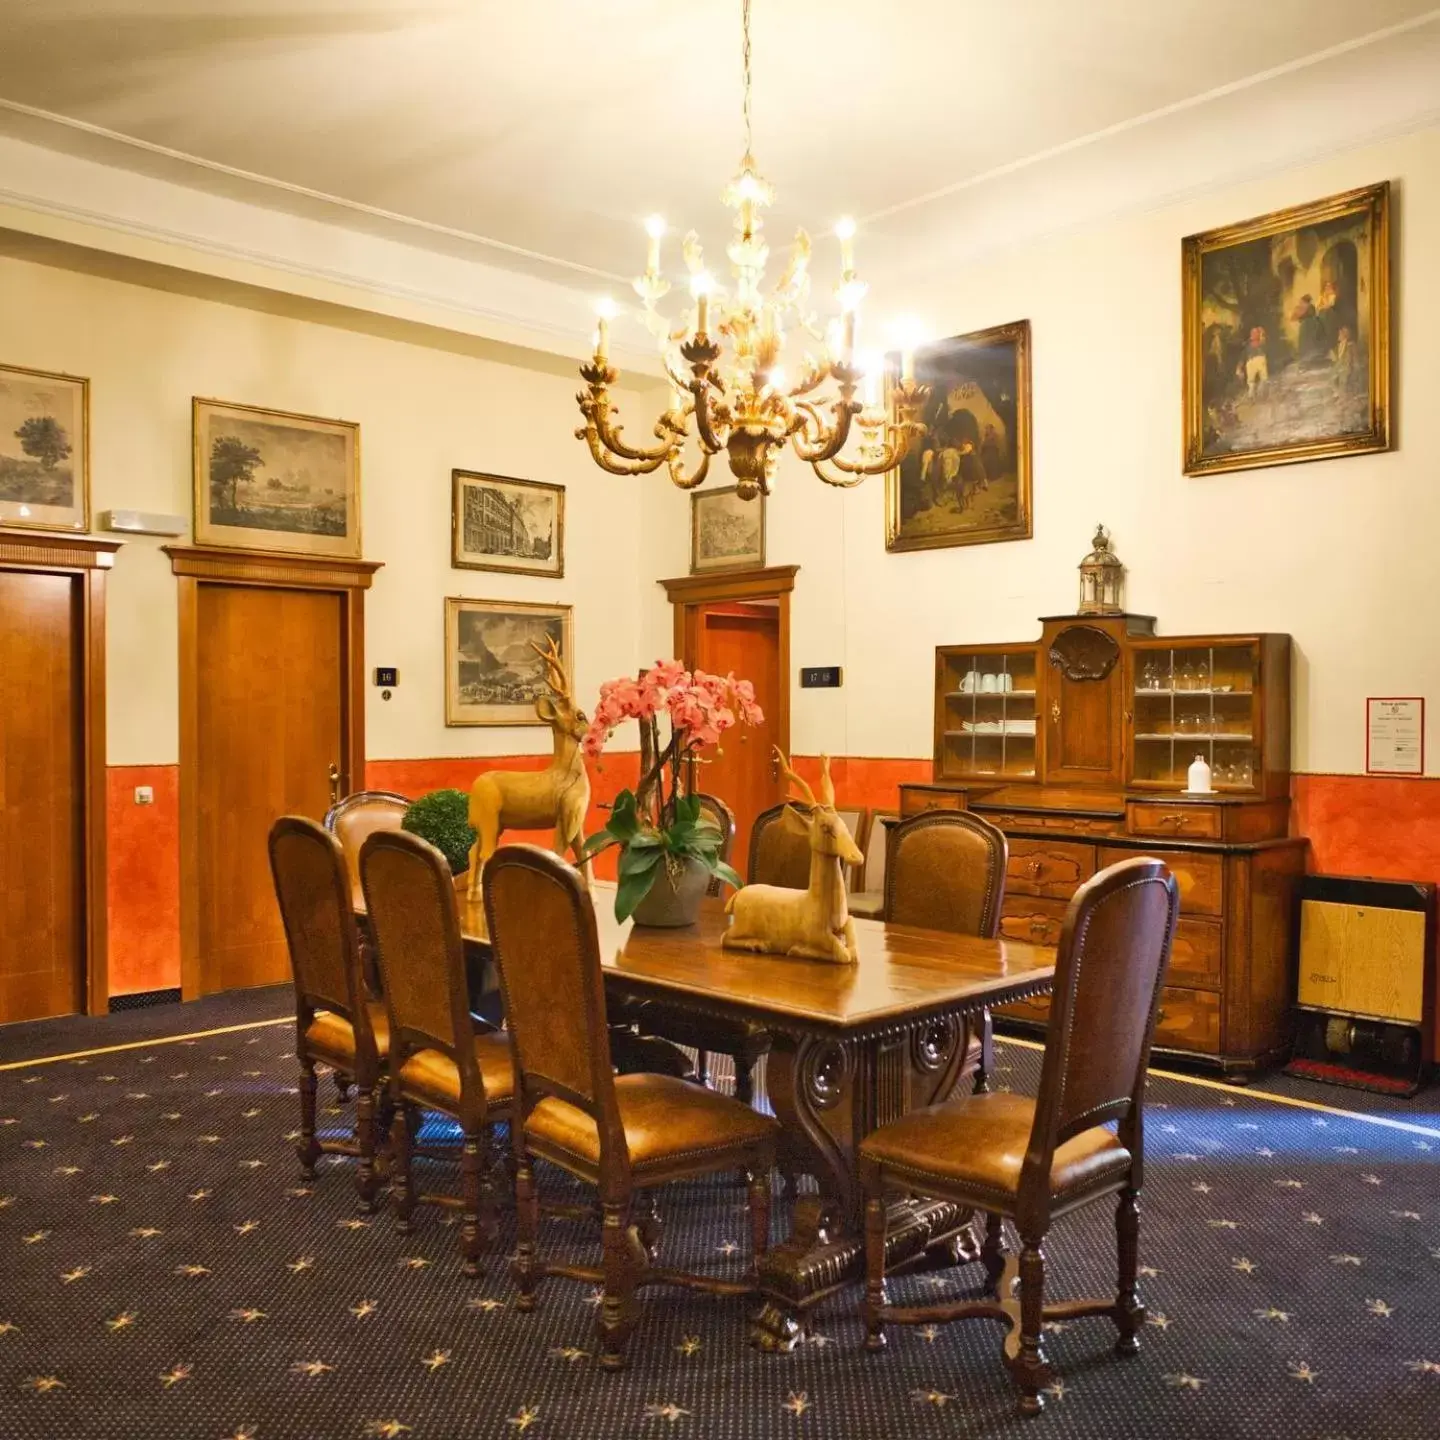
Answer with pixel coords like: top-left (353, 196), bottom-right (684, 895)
top-left (360, 828), bottom-right (515, 1276)
top-left (324, 788), bottom-right (409, 999)
top-left (749, 800), bottom-right (814, 888)
top-left (848, 809), bottom-right (897, 919)
top-left (483, 843), bottom-right (779, 1370)
top-left (886, 809), bottom-right (1008, 1094)
top-left (858, 856), bottom-right (1179, 1416)
top-left (267, 816), bottom-right (390, 1211)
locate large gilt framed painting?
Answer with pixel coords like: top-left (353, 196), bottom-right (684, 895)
top-left (193, 398), bottom-right (361, 557)
top-left (885, 320), bottom-right (1032, 553)
top-left (0, 364), bottom-right (89, 532)
top-left (1183, 182), bottom-right (1390, 476)
top-left (445, 597), bottom-right (573, 727)
top-left (452, 470), bottom-right (564, 578)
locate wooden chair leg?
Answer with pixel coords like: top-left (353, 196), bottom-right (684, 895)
top-left (862, 1193), bottom-right (888, 1353)
top-left (634, 1189), bottom-right (663, 1265)
top-left (1114, 1186), bottom-right (1144, 1354)
top-left (334, 1071), bottom-right (353, 1103)
top-left (747, 1166), bottom-right (771, 1261)
top-left (734, 1056), bottom-right (754, 1107)
top-left (974, 1009), bottom-right (995, 1095)
top-left (355, 1082), bottom-right (380, 1213)
top-left (981, 1211), bottom-right (1006, 1297)
top-left (459, 1128), bottom-right (490, 1277)
top-left (597, 1200), bottom-right (641, 1371)
top-left (513, 1155), bottom-right (539, 1312)
top-left (296, 1059), bottom-right (321, 1180)
top-left (695, 1048), bottom-right (711, 1088)
top-left (1009, 1237), bottom-right (1052, 1416)
top-left (391, 1103), bottom-right (416, 1234)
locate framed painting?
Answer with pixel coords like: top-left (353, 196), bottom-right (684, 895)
top-left (0, 363), bottom-right (89, 532)
top-left (192, 397), bottom-right (361, 557)
top-left (1183, 181), bottom-right (1391, 476)
top-left (884, 320), bottom-right (1032, 552)
top-left (452, 470), bottom-right (564, 578)
top-left (690, 484), bottom-right (766, 574)
top-left (445, 597), bottom-right (573, 727)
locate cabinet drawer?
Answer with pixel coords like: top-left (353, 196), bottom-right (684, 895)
top-left (1167, 918), bottom-right (1223, 988)
top-left (1000, 895), bottom-right (1070, 948)
top-left (984, 810), bottom-right (1120, 836)
top-left (1104, 846), bottom-right (1223, 916)
top-left (1128, 802), bottom-right (1222, 841)
top-left (1154, 986), bottom-right (1221, 1054)
top-left (996, 993), bottom-right (1052, 1027)
top-left (899, 785), bottom-right (966, 817)
top-left (1007, 839), bottom-right (1096, 899)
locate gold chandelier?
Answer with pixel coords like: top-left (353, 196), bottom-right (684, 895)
top-left (575, 0), bottom-right (929, 501)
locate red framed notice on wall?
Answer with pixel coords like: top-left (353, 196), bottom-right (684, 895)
top-left (1366, 697), bottom-right (1425, 775)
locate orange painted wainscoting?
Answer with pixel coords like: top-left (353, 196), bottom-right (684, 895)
top-left (107, 765), bottom-right (182, 996)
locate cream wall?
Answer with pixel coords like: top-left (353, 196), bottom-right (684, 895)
top-left (0, 254), bottom-right (644, 765)
top-left (641, 122), bottom-right (1440, 776)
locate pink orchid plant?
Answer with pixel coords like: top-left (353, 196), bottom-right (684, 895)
top-left (579, 661), bottom-right (764, 920)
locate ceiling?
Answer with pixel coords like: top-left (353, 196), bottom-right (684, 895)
top-left (1, 0), bottom-right (1438, 294)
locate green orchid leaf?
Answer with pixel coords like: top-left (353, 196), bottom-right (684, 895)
top-left (614, 852), bottom-right (662, 921)
top-left (577, 829), bottom-right (618, 862)
top-left (607, 789), bottom-right (641, 842)
top-left (618, 843), bottom-right (664, 879)
top-left (672, 793), bottom-right (701, 825)
top-left (708, 860), bottom-right (744, 892)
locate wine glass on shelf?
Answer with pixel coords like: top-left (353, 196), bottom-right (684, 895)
top-left (1195, 659), bottom-right (1210, 691)
top-left (1178, 663), bottom-right (1194, 692)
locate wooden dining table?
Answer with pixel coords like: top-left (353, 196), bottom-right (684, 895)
top-left (384, 876), bottom-right (1057, 1349)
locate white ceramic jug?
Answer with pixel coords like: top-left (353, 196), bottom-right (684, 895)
top-left (1187, 754), bottom-right (1213, 793)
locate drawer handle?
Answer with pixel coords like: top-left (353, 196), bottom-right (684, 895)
top-left (1156, 1007), bottom-right (1167, 1022)
top-left (1158, 814), bottom-right (1191, 829)
top-left (1027, 859), bottom-right (1043, 879)
top-left (1029, 919), bottom-right (1047, 941)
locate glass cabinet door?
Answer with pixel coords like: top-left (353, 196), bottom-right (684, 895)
top-left (939, 648), bottom-right (1038, 780)
top-left (1130, 640), bottom-right (1260, 789)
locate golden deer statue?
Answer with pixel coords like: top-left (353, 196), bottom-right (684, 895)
top-left (466, 637), bottom-right (591, 897)
top-left (723, 751), bottom-right (862, 964)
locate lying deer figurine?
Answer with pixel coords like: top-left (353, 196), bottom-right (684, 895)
top-left (466, 636), bottom-right (591, 897)
top-left (723, 751), bottom-right (863, 965)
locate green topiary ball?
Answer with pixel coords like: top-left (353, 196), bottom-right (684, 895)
top-left (401, 789), bottom-right (476, 875)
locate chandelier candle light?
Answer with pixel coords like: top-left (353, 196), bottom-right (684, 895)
top-left (576, 0), bottom-right (930, 500)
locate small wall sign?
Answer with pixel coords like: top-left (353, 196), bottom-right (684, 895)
top-left (800, 666), bottom-right (843, 689)
top-left (373, 666), bottom-right (399, 687)
top-left (1366, 697), bottom-right (1424, 775)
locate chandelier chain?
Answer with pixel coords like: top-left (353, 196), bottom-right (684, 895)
top-left (741, 0), bottom-right (753, 157)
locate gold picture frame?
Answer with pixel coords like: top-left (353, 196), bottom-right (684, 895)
top-left (192, 397), bottom-right (361, 557)
top-left (451, 470), bottom-right (565, 578)
top-left (0, 363), bottom-right (90, 533)
top-left (1182, 181), bottom-right (1391, 476)
top-left (445, 596), bottom-right (574, 727)
top-left (690, 484), bottom-right (766, 574)
top-left (884, 319), bottom-right (1032, 552)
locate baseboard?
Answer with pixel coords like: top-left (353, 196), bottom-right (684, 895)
top-left (108, 987), bottom-right (182, 1013)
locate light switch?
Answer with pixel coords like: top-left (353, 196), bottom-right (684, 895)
top-left (134, 786), bottom-right (154, 805)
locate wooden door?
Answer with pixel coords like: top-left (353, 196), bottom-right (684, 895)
top-left (195, 584), bottom-right (345, 994)
top-left (0, 570), bottom-right (84, 1022)
top-left (695, 603), bottom-right (783, 877)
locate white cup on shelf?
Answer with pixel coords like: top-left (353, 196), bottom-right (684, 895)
top-left (981, 673), bottom-right (998, 693)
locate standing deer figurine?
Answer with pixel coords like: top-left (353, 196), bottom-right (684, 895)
top-left (723, 751), bottom-right (863, 964)
top-left (466, 637), bottom-right (592, 897)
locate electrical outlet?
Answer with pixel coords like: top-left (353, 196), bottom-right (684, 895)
top-left (134, 785), bottom-right (154, 806)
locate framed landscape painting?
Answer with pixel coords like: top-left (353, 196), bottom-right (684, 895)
top-left (1183, 181), bottom-right (1390, 476)
top-left (0, 364), bottom-right (89, 532)
top-left (452, 470), bottom-right (564, 578)
top-left (885, 320), bottom-right (1032, 552)
top-left (690, 484), bottom-right (765, 574)
top-left (445, 597), bottom-right (573, 727)
top-left (193, 398), bottom-right (361, 557)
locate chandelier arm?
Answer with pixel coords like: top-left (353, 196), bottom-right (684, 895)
top-left (665, 448), bottom-right (713, 490)
top-left (810, 458), bottom-right (872, 489)
top-left (689, 381), bottom-right (729, 455)
top-left (790, 399), bottom-right (858, 464)
top-left (574, 424), bottom-right (673, 476)
top-left (587, 399), bottom-right (680, 464)
top-left (814, 422), bottom-right (927, 478)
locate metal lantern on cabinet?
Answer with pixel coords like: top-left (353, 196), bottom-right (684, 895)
top-left (1077, 525), bottom-right (1124, 615)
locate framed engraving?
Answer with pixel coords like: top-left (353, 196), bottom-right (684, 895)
top-left (445, 597), bottom-right (573, 727)
top-left (691, 484), bottom-right (766, 574)
top-left (452, 470), bottom-right (564, 578)
top-left (0, 363), bottom-right (89, 532)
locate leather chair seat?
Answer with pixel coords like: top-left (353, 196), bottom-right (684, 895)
top-left (527, 1072), bottom-right (778, 1176)
top-left (859, 1092), bottom-right (1131, 1207)
top-left (305, 1002), bottom-right (390, 1066)
top-left (395, 1033), bottom-right (516, 1110)
top-left (848, 889), bottom-right (885, 919)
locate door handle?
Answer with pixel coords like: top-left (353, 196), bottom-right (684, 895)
top-left (328, 763), bottom-right (341, 806)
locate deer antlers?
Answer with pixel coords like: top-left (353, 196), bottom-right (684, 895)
top-left (774, 748), bottom-right (838, 809)
top-left (529, 635), bottom-right (570, 702)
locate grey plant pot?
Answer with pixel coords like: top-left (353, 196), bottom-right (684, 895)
top-left (631, 855), bottom-right (710, 928)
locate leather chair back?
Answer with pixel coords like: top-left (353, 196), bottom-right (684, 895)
top-left (693, 792), bottom-right (735, 897)
top-left (749, 802), bottom-right (814, 888)
top-left (268, 816), bottom-right (372, 1051)
top-left (1022, 857), bottom-right (1179, 1218)
top-left (886, 811), bottom-right (1008, 938)
top-left (325, 790), bottom-right (409, 897)
top-left (483, 846), bottom-right (623, 1153)
top-left (359, 829), bottom-right (480, 1097)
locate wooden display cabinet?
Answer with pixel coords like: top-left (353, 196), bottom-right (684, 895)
top-left (911, 613), bottom-right (1306, 1081)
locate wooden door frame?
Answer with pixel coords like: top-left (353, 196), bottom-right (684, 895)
top-left (164, 546), bottom-right (382, 1000)
top-left (659, 564), bottom-right (798, 762)
top-left (0, 531), bottom-right (122, 1014)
